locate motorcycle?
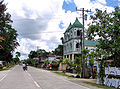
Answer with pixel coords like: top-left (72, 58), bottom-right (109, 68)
top-left (23, 66), bottom-right (27, 71)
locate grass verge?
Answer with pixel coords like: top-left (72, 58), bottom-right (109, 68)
top-left (83, 81), bottom-right (116, 89)
top-left (52, 72), bottom-right (75, 79)
top-left (0, 65), bottom-right (15, 71)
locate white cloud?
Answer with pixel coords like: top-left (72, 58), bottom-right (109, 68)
top-left (4, 0), bottom-right (115, 60)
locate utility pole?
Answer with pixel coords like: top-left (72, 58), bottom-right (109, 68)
top-left (76, 8), bottom-right (91, 78)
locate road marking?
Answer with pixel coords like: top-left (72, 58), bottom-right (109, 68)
top-left (26, 71), bottom-right (41, 88)
top-left (0, 74), bottom-right (7, 82)
top-left (34, 81), bottom-right (40, 87)
top-left (51, 72), bottom-right (90, 89)
top-left (64, 79), bottom-right (90, 89)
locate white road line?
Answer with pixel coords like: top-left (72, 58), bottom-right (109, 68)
top-left (34, 81), bottom-right (40, 88)
top-left (0, 74), bottom-right (7, 82)
top-left (26, 71), bottom-right (41, 88)
top-left (63, 79), bottom-right (90, 89)
top-left (51, 72), bottom-right (90, 89)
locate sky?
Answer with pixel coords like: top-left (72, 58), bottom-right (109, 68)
top-left (3, 0), bottom-right (119, 60)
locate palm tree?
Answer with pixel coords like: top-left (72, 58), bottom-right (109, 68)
top-left (14, 52), bottom-right (21, 64)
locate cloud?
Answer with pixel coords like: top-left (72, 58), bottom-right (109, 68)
top-left (4, 0), bottom-right (116, 60)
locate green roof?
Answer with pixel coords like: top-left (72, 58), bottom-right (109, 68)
top-left (72, 18), bottom-right (83, 28)
top-left (85, 40), bottom-right (99, 47)
top-left (65, 18), bottom-right (83, 33)
top-left (65, 23), bottom-right (72, 32)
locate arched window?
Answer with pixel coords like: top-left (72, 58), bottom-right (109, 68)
top-left (77, 30), bottom-right (80, 36)
top-left (76, 43), bottom-right (80, 48)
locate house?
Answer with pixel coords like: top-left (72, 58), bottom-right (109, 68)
top-left (38, 54), bottom-right (62, 63)
top-left (63, 17), bottom-right (99, 61)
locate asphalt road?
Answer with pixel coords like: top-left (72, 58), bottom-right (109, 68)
top-left (0, 65), bottom-right (90, 89)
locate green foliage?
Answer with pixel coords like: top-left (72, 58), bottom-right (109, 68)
top-left (52, 45), bottom-right (63, 56)
top-left (88, 7), bottom-right (120, 66)
top-left (99, 59), bottom-right (105, 84)
top-left (37, 49), bottom-right (50, 55)
top-left (44, 59), bottom-right (50, 64)
top-left (13, 52), bottom-right (21, 64)
top-left (28, 51), bottom-right (38, 59)
top-left (74, 56), bottom-right (82, 75)
top-left (0, 0), bottom-right (19, 63)
top-left (81, 48), bottom-right (90, 63)
top-left (88, 50), bottom-right (97, 67)
top-left (15, 52), bottom-right (21, 58)
top-left (25, 58), bottom-right (38, 66)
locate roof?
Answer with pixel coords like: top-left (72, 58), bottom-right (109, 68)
top-left (65, 23), bottom-right (72, 32)
top-left (85, 40), bottom-right (99, 47)
top-left (65, 18), bottom-right (83, 33)
top-left (72, 18), bottom-right (83, 28)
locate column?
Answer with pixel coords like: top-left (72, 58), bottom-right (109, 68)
top-left (72, 54), bottom-right (74, 62)
top-left (69, 54), bottom-right (70, 59)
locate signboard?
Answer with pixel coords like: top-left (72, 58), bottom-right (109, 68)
top-left (104, 67), bottom-right (120, 88)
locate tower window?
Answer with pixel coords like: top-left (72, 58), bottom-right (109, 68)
top-left (76, 43), bottom-right (80, 48)
top-left (77, 30), bottom-right (80, 36)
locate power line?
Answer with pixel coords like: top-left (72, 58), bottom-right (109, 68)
top-left (18, 31), bottom-right (64, 35)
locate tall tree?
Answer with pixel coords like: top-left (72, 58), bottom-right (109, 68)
top-left (28, 51), bottom-right (38, 59)
top-left (0, 0), bottom-right (19, 62)
top-left (88, 7), bottom-right (120, 67)
top-left (14, 52), bottom-right (21, 64)
top-left (52, 45), bottom-right (63, 56)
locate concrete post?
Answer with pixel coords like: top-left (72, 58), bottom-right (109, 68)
top-left (69, 54), bottom-right (70, 59)
top-left (97, 61), bottom-right (100, 84)
top-left (72, 54), bottom-right (74, 62)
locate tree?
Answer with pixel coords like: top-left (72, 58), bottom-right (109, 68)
top-left (74, 56), bottom-right (82, 77)
top-left (52, 45), bottom-right (63, 56)
top-left (25, 58), bottom-right (38, 66)
top-left (0, 0), bottom-right (19, 63)
top-left (14, 52), bottom-right (21, 64)
top-left (88, 50), bottom-right (97, 78)
top-left (81, 48), bottom-right (90, 65)
top-left (28, 51), bottom-right (38, 59)
top-left (36, 49), bottom-right (49, 55)
top-left (88, 7), bottom-right (120, 67)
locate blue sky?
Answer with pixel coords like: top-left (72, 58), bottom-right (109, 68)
top-left (59, 0), bottom-right (119, 29)
top-left (62, 0), bottom-right (119, 13)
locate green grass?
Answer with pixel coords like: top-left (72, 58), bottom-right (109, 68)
top-left (52, 72), bottom-right (75, 79)
top-left (53, 72), bottom-right (68, 76)
top-left (83, 81), bottom-right (116, 89)
top-left (0, 65), bottom-right (15, 71)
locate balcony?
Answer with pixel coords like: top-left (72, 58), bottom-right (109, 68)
top-left (75, 48), bottom-right (81, 52)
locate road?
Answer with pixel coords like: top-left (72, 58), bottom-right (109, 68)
top-left (0, 65), bottom-right (92, 89)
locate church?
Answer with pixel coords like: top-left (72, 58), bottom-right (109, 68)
top-left (63, 17), bottom-right (98, 61)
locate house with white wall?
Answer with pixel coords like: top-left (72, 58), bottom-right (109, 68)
top-left (63, 17), bottom-right (99, 61)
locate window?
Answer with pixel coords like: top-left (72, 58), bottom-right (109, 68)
top-left (77, 30), bottom-right (81, 36)
top-left (76, 43), bottom-right (80, 48)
